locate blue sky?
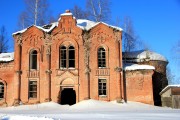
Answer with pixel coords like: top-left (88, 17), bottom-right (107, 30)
top-left (0, 0), bottom-right (180, 84)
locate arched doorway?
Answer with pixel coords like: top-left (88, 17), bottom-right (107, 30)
top-left (61, 88), bottom-right (76, 105)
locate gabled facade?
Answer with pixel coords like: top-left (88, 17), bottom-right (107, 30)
top-left (11, 10), bottom-right (123, 106)
top-left (0, 10), bottom-right (166, 107)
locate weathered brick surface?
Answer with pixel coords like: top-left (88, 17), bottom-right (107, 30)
top-left (0, 62), bottom-right (14, 106)
top-left (0, 11), bottom-right (156, 106)
top-left (11, 12), bottom-right (123, 105)
top-left (125, 70), bottom-right (154, 105)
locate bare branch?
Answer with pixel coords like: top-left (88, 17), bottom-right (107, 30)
top-left (86, 0), bottom-right (111, 22)
top-left (71, 5), bottom-right (88, 19)
top-left (0, 26), bottom-right (9, 53)
top-left (17, 0), bottom-right (52, 29)
top-left (122, 16), bottom-right (138, 52)
top-left (90, 0), bottom-right (98, 21)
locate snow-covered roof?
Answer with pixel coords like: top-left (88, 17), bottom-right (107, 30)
top-left (12, 22), bottom-right (58, 35)
top-left (124, 63), bottom-right (155, 71)
top-left (60, 12), bottom-right (73, 16)
top-left (160, 84), bottom-right (180, 95)
top-left (36, 22), bottom-right (58, 32)
top-left (123, 50), bottom-right (168, 62)
top-left (13, 12), bottom-right (122, 35)
top-left (77, 19), bottom-right (97, 30)
top-left (0, 52), bottom-right (14, 62)
top-left (77, 19), bottom-right (123, 31)
top-left (12, 28), bottom-right (28, 35)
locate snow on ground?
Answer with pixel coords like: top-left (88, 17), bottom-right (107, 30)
top-left (0, 99), bottom-right (180, 120)
top-left (1, 116), bottom-right (54, 120)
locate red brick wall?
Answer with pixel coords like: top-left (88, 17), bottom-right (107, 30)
top-left (3, 11), bottom-right (155, 107)
top-left (11, 12), bottom-right (124, 106)
top-left (125, 70), bottom-right (154, 105)
top-left (0, 62), bottom-right (14, 106)
top-left (89, 23), bottom-right (122, 101)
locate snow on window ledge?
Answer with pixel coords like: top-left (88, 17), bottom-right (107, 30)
top-left (99, 95), bottom-right (107, 98)
top-left (98, 67), bottom-right (107, 69)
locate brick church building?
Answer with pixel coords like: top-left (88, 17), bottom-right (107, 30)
top-left (0, 10), bottom-right (168, 107)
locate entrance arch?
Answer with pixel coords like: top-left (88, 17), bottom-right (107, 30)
top-left (59, 78), bottom-right (76, 105)
top-left (61, 88), bottom-right (76, 105)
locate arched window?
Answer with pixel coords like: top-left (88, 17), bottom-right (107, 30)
top-left (59, 45), bottom-right (75, 69)
top-left (30, 50), bottom-right (37, 70)
top-left (68, 46), bottom-right (75, 68)
top-left (0, 82), bottom-right (4, 99)
top-left (60, 46), bottom-right (67, 68)
top-left (98, 47), bottom-right (106, 68)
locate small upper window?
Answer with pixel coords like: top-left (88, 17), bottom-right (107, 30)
top-left (98, 47), bottom-right (106, 68)
top-left (0, 82), bottom-right (4, 99)
top-left (30, 50), bottom-right (37, 70)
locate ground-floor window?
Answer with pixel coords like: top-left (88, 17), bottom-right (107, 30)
top-left (29, 81), bottom-right (37, 98)
top-left (98, 79), bottom-right (107, 96)
top-left (0, 82), bottom-right (4, 99)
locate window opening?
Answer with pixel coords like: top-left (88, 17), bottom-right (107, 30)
top-left (29, 81), bottom-right (37, 98)
top-left (30, 50), bottom-right (37, 70)
top-left (0, 82), bottom-right (4, 99)
top-left (98, 79), bottom-right (107, 96)
top-left (60, 46), bottom-right (67, 68)
top-left (98, 48), bottom-right (106, 68)
top-left (68, 46), bottom-right (75, 68)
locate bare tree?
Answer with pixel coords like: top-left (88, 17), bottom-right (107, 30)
top-left (171, 40), bottom-right (180, 84)
top-left (71, 5), bottom-right (89, 19)
top-left (48, 16), bottom-right (56, 24)
top-left (17, 12), bottom-right (28, 29)
top-left (166, 66), bottom-right (175, 84)
top-left (122, 16), bottom-right (138, 52)
top-left (172, 40), bottom-right (180, 60)
top-left (115, 16), bottom-right (148, 52)
top-left (175, 77), bottom-right (180, 84)
top-left (18, 0), bottom-right (51, 29)
top-left (0, 26), bottom-right (9, 53)
top-left (85, 0), bottom-right (111, 22)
